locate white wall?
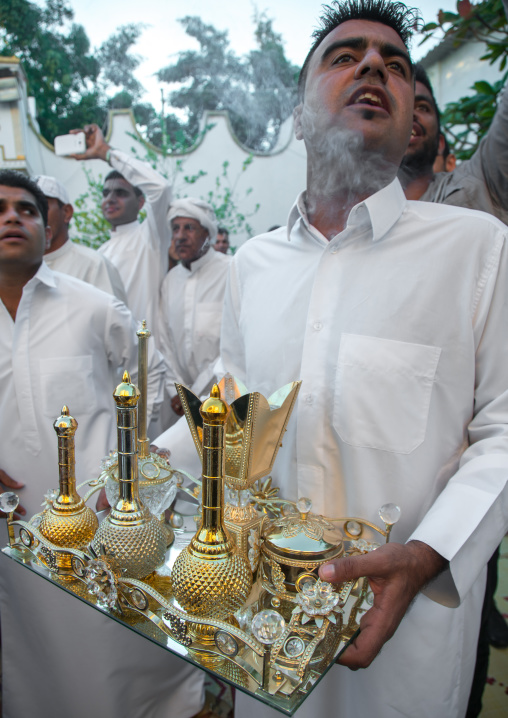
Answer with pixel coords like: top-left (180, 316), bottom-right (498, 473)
top-left (0, 59), bottom-right (307, 248)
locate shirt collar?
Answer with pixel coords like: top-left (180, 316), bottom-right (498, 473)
top-left (44, 240), bottom-right (72, 260)
top-left (111, 219), bottom-right (140, 235)
top-left (181, 247), bottom-right (215, 275)
top-left (28, 261), bottom-right (57, 289)
top-left (287, 178), bottom-right (406, 244)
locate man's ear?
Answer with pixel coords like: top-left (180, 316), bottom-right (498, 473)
top-left (45, 225), bottom-right (52, 251)
top-left (294, 103), bottom-right (304, 141)
top-left (63, 203), bottom-right (73, 225)
top-left (138, 195), bottom-right (145, 212)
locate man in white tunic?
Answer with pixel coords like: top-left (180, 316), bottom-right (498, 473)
top-left (36, 174), bottom-right (128, 303)
top-left (0, 170), bottom-right (204, 718)
top-left (216, 2), bottom-right (508, 717)
top-left (159, 198), bottom-right (230, 422)
top-left (72, 124), bottom-right (172, 341)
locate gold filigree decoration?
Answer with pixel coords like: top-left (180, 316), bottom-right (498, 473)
top-left (249, 477), bottom-right (281, 516)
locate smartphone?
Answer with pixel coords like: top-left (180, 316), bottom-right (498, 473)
top-left (54, 132), bottom-right (86, 156)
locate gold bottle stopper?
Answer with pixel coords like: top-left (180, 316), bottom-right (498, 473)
top-left (92, 371), bottom-right (166, 579)
top-left (171, 385), bottom-right (253, 626)
top-left (39, 406), bottom-right (99, 569)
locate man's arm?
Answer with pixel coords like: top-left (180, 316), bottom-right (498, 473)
top-left (321, 225), bottom-right (508, 668)
top-left (72, 124), bottom-right (172, 257)
top-left (458, 0), bottom-right (508, 214)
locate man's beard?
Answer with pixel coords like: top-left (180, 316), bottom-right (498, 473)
top-left (399, 131), bottom-right (440, 180)
top-left (301, 106), bottom-right (397, 207)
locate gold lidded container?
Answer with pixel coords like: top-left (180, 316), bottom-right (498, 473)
top-left (261, 497), bottom-right (344, 594)
top-left (171, 385), bottom-right (253, 638)
top-left (39, 406), bottom-right (98, 572)
top-left (92, 371), bottom-right (166, 579)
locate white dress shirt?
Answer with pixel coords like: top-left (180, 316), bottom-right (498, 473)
top-left (44, 238), bottom-right (128, 304)
top-left (159, 248), bottom-right (230, 399)
top-left (0, 262), bottom-right (203, 718)
top-left (98, 149), bottom-right (172, 340)
top-left (221, 179), bottom-right (508, 718)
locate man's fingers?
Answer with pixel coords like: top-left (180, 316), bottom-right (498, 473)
top-left (0, 469), bottom-right (25, 489)
top-left (320, 552), bottom-right (378, 584)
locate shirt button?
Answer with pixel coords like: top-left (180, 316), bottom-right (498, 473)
top-left (330, 246), bottom-right (339, 254)
top-left (313, 321), bottom-right (323, 331)
top-left (304, 394), bottom-right (313, 405)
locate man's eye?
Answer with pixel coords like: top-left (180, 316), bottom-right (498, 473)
top-left (415, 103), bottom-right (430, 112)
top-left (332, 53), bottom-right (354, 65)
top-left (387, 60), bottom-right (406, 74)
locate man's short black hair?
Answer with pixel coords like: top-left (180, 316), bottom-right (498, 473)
top-left (217, 226), bottom-right (229, 239)
top-left (104, 169), bottom-right (143, 197)
top-left (414, 63), bottom-right (441, 131)
top-left (0, 169), bottom-right (48, 225)
top-left (298, 0), bottom-right (421, 100)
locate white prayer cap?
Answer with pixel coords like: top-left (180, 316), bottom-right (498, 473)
top-left (168, 198), bottom-right (218, 243)
top-left (36, 175), bottom-right (70, 205)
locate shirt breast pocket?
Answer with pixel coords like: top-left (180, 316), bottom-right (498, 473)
top-left (333, 334), bottom-right (441, 454)
top-left (194, 302), bottom-right (222, 338)
top-left (39, 355), bottom-right (97, 420)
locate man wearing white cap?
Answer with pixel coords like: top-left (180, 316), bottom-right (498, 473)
top-left (71, 124), bottom-right (171, 341)
top-left (36, 175), bottom-right (127, 303)
top-left (160, 198), bottom-right (230, 419)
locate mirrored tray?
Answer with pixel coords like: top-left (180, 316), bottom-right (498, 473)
top-left (0, 497), bottom-right (385, 716)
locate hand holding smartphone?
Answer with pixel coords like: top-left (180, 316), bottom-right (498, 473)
top-left (54, 132), bottom-right (86, 156)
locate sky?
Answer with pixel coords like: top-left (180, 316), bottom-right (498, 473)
top-left (66, 0), bottom-right (459, 110)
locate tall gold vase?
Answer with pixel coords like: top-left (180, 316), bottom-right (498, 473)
top-left (171, 385), bottom-right (252, 638)
top-left (39, 406), bottom-right (98, 572)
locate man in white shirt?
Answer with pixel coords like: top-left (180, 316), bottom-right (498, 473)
top-left (0, 170), bottom-right (203, 718)
top-left (160, 198), bottom-right (230, 422)
top-left (36, 174), bottom-right (128, 303)
top-left (216, 2), bottom-right (508, 717)
top-left (72, 124), bottom-right (172, 341)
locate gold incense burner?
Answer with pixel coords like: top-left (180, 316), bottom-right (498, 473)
top-left (171, 386), bottom-right (252, 632)
top-left (176, 375), bottom-right (301, 558)
top-left (38, 406), bottom-right (98, 571)
top-left (92, 372), bottom-right (166, 579)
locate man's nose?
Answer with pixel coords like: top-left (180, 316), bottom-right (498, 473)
top-left (354, 50), bottom-right (388, 82)
top-left (3, 205), bottom-right (22, 223)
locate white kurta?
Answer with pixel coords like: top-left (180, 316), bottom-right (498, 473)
top-left (219, 180), bottom-right (508, 718)
top-left (98, 150), bottom-right (172, 341)
top-left (0, 263), bottom-right (204, 718)
top-left (44, 238), bottom-right (128, 304)
top-left (159, 248), bottom-right (230, 400)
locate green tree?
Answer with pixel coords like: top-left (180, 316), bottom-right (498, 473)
top-left (156, 13), bottom-right (300, 152)
top-left (420, 0), bottom-right (508, 159)
top-left (0, 0), bottom-right (149, 141)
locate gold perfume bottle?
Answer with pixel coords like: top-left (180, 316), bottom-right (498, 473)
top-left (103, 322), bottom-right (177, 544)
top-left (171, 385), bottom-right (252, 635)
top-left (39, 406), bottom-right (98, 572)
top-left (92, 372), bottom-right (166, 579)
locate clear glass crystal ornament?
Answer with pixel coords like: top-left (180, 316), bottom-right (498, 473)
top-left (0, 492), bottom-right (19, 513)
top-left (251, 610), bottom-right (285, 644)
top-left (378, 503), bottom-right (401, 525)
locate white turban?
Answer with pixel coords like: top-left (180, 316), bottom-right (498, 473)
top-left (167, 198), bottom-right (218, 243)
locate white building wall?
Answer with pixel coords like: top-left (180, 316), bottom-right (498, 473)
top-left (0, 58), bottom-right (307, 249)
